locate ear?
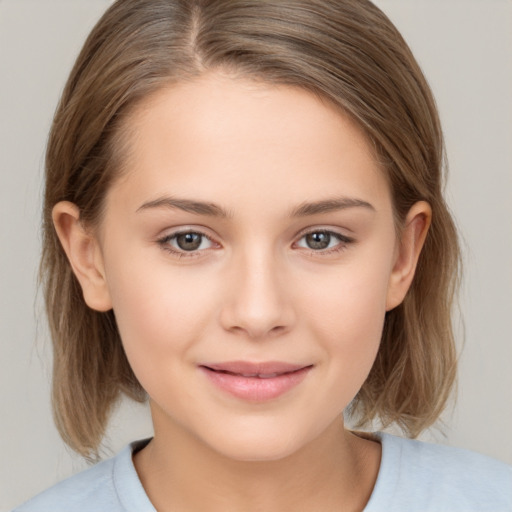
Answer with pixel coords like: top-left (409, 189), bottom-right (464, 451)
top-left (386, 201), bottom-right (432, 311)
top-left (52, 201), bottom-right (112, 312)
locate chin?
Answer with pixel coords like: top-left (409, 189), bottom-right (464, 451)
top-left (214, 437), bottom-right (302, 463)
top-left (199, 419), bottom-right (322, 463)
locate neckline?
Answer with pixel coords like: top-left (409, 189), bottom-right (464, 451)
top-left (113, 433), bottom-right (401, 512)
top-left (362, 432), bottom-right (402, 511)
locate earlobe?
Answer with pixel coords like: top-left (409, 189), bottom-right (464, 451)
top-left (386, 201), bottom-right (432, 311)
top-left (52, 201), bottom-right (112, 312)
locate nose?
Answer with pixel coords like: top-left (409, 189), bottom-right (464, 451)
top-left (219, 246), bottom-right (296, 340)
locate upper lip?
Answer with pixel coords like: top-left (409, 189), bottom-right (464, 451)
top-left (200, 361), bottom-right (311, 377)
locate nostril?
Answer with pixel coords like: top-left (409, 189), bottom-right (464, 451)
top-left (218, 274), bottom-right (296, 338)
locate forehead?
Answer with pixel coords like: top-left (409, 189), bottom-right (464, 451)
top-left (110, 72), bottom-right (390, 214)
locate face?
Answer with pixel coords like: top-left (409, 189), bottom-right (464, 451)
top-left (79, 73), bottom-right (410, 461)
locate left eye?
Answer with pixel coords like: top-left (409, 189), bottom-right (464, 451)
top-left (296, 231), bottom-right (348, 251)
top-left (163, 232), bottom-right (213, 252)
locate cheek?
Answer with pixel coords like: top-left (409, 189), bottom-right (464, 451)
top-left (104, 254), bottom-right (219, 386)
top-left (300, 254), bottom-right (392, 387)
top-left (305, 254), bottom-right (391, 335)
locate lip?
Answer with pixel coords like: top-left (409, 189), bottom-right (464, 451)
top-left (199, 361), bottom-right (313, 401)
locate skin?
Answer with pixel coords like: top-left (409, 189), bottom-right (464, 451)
top-left (53, 72), bottom-right (431, 511)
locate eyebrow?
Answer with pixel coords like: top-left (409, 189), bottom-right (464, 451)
top-left (290, 197), bottom-right (375, 217)
top-left (136, 195), bottom-right (375, 218)
top-left (137, 197), bottom-right (232, 218)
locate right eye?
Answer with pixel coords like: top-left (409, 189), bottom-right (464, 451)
top-left (158, 230), bottom-right (215, 256)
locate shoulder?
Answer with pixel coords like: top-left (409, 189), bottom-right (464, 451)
top-left (12, 440), bottom-right (154, 512)
top-left (367, 433), bottom-right (512, 512)
top-left (12, 457), bottom-right (117, 512)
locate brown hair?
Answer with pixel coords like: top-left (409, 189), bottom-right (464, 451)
top-left (41, 0), bottom-right (460, 459)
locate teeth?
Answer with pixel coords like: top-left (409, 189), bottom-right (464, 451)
top-left (209, 368), bottom-right (291, 378)
top-left (239, 372), bottom-right (279, 378)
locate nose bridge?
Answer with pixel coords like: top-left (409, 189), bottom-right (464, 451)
top-left (220, 240), bottom-right (294, 339)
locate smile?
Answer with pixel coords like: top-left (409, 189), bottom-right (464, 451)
top-left (199, 361), bottom-right (313, 401)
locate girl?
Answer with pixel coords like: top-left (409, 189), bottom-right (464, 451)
top-left (14, 0), bottom-right (511, 510)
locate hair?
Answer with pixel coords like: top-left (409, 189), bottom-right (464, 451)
top-left (41, 0), bottom-right (461, 460)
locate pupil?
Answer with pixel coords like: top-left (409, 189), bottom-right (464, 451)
top-left (177, 233), bottom-right (202, 251)
top-left (306, 232), bottom-right (330, 250)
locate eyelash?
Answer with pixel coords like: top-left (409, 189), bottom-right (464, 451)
top-left (157, 230), bottom-right (218, 259)
top-left (157, 229), bottom-right (354, 259)
top-left (294, 229), bottom-right (354, 255)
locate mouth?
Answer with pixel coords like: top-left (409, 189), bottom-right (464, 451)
top-left (199, 361), bottom-right (313, 401)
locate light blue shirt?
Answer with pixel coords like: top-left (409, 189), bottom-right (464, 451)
top-left (13, 433), bottom-right (512, 511)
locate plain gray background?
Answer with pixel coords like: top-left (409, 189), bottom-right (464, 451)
top-left (1, 0), bottom-right (511, 509)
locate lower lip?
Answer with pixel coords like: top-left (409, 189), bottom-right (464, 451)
top-left (199, 366), bottom-right (312, 402)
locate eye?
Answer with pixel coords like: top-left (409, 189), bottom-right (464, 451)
top-left (158, 230), bottom-right (215, 255)
top-left (295, 230), bottom-right (353, 252)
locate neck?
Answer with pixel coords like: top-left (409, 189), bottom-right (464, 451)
top-left (134, 414), bottom-right (381, 512)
